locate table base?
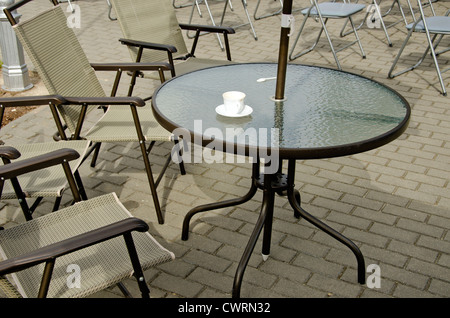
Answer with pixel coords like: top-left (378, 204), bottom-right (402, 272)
top-left (182, 159), bottom-right (366, 298)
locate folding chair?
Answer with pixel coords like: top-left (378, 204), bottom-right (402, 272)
top-left (109, 0), bottom-right (236, 80)
top-left (388, 0), bottom-right (449, 95)
top-left (0, 96), bottom-right (90, 220)
top-left (289, 0), bottom-right (367, 70)
top-left (4, 0), bottom-right (186, 224)
top-left (340, 0), bottom-right (416, 47)
top-left (0, 149), bottom-right (174, 298)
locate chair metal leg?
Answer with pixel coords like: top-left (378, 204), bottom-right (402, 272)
top-left (173, 0), bottom-right (198, 9)
top-left (141, 142), bottom-right (164, 224)
top-left (124, 232), bottom-right (150, 298)
top-left (173, 139), bottom-right (186, 176)
top-left (422, 30), bottom-right (448, 96)
top-left (106, 0), bottom-right (116, 21)
top-left (74, 170), bottom-right (88, 201)
top-left (219, 0), bottom-right (258, 40)
top-left (318, 18), bottom-right (343, 70)
top-left (289, 10), bottom-right (324, 61)
top-left (187, 0), bottom-right (225, 50)
top-left (90, 142), bottom-right (102, 168)
top-left (388, 29), bottom-right (447, 96)
top-left (374, 0), bottom-right (393, 47)
top-left (348, 17), bottom-right (366, 59)
top-left (127, 106), bottom-right (164, 224)
top-left (254, 0), bottom-right (283, 20)
top-left (52, 196), bottom-right (62, 212)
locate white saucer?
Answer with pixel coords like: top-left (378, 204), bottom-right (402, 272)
top-left (215, 105), bottom-right (253, 117)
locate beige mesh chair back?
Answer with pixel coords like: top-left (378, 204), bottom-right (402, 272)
top-left (0, 96), bottom-right (90, 220)
top-left (6, 2), bottom-right (185, 224)
top-left (12, 6), bottom-right (104, 134)
top-left (112, 0), bottom-right (189, 63)
top-left (388, 0), bottom-right (449, 96)
top-left (109, 0), bottom-right (235, 78)
top-left (0, 150), bottom-right (174, 298)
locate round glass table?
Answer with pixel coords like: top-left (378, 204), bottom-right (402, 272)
top-left (152, 63), bottom-right (410, 297)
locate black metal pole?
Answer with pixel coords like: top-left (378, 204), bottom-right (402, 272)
top-left (274, 0), bottom-right (293, 101)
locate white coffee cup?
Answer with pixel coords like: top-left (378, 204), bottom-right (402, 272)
top-left (223, 91), bottom-right (246, 115)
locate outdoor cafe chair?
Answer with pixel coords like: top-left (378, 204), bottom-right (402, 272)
top-left (0, 147), bottom-right (174, 298)
top-left (289, 0), bottom-right (367, 70)
top-left (388, 0), bottom-right (449, 96)
top-left (4, 0), bottom-right (186, 224)
top-left (0, 96), bottom-right (90, 220)
top-left (340, 0), bottom-right (415, 47)
top-left (109, 0), bottom-right (236, 80)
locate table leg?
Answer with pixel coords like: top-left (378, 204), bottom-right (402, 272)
top-left (181, 161), bottom-right (260, 241)
top-left (183, 159), bottom-right (365, 297)
top-left (261, 173), bottom-right (275, 260)
top-left (233, 171), bottom-right (274, 298)
top-left (286, 159), bottom-right (366, 284)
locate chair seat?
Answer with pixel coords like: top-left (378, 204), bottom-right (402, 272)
top-left (302, 3), bottom-right (366, 18)
top-left (0, 192), bottom-right (174, 298)
top-left (406, 16), bottom-right (450, 33)
top-left (1, 141), bottom-right (90, 199)
top-left (86, 106), bottom-right (172, 142)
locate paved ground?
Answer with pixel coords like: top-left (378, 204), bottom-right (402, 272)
top-left (0, 0), bottom-right (449, 299)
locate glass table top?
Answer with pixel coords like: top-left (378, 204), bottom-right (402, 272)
top-left (152, 63), bottom-right (410, 159)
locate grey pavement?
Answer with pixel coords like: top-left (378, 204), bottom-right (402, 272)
top-left (0, 0), bottom-right (449, 298)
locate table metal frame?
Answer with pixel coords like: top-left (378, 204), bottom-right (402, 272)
top-left (152, 63), bottom-right (410, 298)
top-left (182, 158), bottom-right (366, 297)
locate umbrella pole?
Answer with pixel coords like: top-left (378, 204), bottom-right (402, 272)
top-left (275, 0), bottom-right (293, 101)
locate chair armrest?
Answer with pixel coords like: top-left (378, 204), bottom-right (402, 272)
top-left (90, 62), bottom-right (173, 73)
top-left (179, 24), bottom-right (234, 61)
top-left (0, 146), bottom-right (21, 161)
top-left (0, 217), bottom-right (149, 276)
top-left (0, 148), bottom-right (80, 180)
top-left (118, 38), bottom-right (178, 53)
top-left (63, 96), bottom-right (145, 107)
top-left (179, 23), bottom-right (235, 34)
top-left (0, 95), bottom-right (67, 107)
